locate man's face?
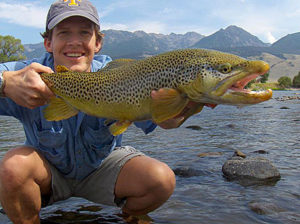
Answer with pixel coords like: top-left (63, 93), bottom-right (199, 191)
top-left (44, 16), bottom-right (101, 72)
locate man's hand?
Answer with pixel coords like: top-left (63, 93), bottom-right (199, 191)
top-left (151, 89), bottom-right (201, 129)
top-left (3, 63), bottom-right (55, 109)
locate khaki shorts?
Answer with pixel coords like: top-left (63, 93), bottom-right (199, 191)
top-left (42, 146), bottom-right (145, 207)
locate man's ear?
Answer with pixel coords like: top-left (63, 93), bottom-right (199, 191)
top-left (94, 40), bottom-right (102, 53)
top-left (44, 38), bottom-right (53, 53)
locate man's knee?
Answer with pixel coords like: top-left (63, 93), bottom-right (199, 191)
top-left (0, 146), bottom-right (50, 191)
top-left (0, 147), bottom-right (32, 189)
top-left (115, 156), bottom-right (176, 204)
top-left (147, 162), bottom-right (176, 198)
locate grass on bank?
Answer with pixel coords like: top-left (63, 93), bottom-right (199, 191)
top-left (248, 82), bottom-right (300, 91)
top-left (249, 82), bottom-right (284, 91)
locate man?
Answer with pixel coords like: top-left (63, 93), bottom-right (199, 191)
top-left (0, 1), bottom-right (190, 223)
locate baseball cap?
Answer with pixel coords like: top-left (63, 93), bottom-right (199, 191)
top-left (46, 0), bottom-right (100, 30)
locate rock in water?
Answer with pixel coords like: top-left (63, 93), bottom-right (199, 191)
top-left (222, 156), bottom-right (280, 186)
top-left (173, 167), bottom-right (206, 177)
top-left (233, 150), bottom-right (246, 158)
top-left (186, 125), bottom-right (202, 130)
top-left (248, 201), bottom-right (285, 215)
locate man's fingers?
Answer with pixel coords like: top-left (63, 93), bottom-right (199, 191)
top-left (29, 62), bottom-right (54, 74)
top-left (26, 63), bottom-right (55, 99)
top-left (41, 85), bottom-right (55, 99)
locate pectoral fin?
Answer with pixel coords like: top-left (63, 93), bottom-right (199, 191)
top-left (151, 88), bottom-right (189, 123)
top-left (43, 97), bottom-right (79, 121)
top-left (109, 120), bottom-right (132, 136)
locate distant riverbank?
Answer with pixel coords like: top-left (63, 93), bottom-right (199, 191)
top-left (250, 82), bottom-right (300, 91)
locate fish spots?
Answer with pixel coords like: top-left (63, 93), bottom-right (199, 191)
top-left (40, 48), bottom-right (249, 109)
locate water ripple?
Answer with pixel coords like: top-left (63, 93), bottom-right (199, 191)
top-left (0, 91), bottom-right (299, 224)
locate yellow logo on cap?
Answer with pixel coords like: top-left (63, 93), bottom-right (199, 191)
top-left (64, 0), bottom-right (81, 6)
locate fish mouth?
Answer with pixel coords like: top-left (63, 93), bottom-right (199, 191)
top-left (211, 61), bottom-right (272, 105)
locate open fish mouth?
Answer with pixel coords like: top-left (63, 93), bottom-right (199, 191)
top-left (229, 74), bottom-right (260, 93)
top-left (211, 61), bottom-right (273, 105)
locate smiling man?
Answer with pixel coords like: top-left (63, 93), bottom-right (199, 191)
top-left (43, 16), bottom-right (102, 72)
top-left (0, 1), bottom-right (179, 223)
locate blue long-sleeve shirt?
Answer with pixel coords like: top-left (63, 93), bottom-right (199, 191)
top-left (0, 53), bottom-right (157, 180)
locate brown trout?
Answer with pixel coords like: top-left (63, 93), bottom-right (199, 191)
top-left (40, 49), bottom-right (272, 136)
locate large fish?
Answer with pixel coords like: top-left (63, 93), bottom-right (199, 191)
top-left (40, 49), bottom-right (272, 136)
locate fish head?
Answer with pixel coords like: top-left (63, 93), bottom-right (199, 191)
top-left (184, 50), bottom-right (272, 106)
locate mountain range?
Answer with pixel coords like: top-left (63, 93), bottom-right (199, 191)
top-left (24, 25), bottom-right (300, 81)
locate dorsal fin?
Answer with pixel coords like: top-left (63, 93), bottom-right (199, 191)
top-left (56, 65), bottom-right (69, 73)
top-left (102, 58), bottom-right (137, 71)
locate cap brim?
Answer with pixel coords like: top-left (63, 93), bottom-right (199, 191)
top-left (47, 11), bottom-right (99, 30)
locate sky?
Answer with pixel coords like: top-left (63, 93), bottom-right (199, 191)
top-left (0, 0), bottom-right (299, 45)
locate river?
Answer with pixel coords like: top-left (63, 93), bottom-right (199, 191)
top-left (0, 91), bottom-right (299, 224)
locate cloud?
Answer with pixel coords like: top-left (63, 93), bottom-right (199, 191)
top-left (206, 0), bottom-right (300, 42)
top-left (266, 32), bottom-right (276, 44)
top-left (101, 22), bottom-right (129, 31)
top-left (129, 21), bottom-right (167, 34)
top-left (0, 2), bottom-right (48, 28)
top-left (102, 21), bottom-right (166, 34)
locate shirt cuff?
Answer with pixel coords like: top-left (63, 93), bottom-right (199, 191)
top-left (134, 120), bottom-right (157, 134)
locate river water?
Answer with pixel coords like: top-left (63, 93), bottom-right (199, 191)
top-left (0, 91), bottom-right (299, 224)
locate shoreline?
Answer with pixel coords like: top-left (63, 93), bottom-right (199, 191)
top-left (250, 82), bottom-right (300, 91)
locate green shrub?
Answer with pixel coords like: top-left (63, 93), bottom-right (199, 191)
top-left (293, 72), bottom-right (300, 88)
top-left (278, 76), bottom-right (292, 88)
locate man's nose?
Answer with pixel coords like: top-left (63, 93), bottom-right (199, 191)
top-left (67, 34), bottom-right (83, 45)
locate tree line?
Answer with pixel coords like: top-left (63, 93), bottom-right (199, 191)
top-left (278, 73), bottom-right (300, 88)
top-left (0, 35), bottom-right (26, 63)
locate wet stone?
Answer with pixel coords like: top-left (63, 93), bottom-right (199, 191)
top-left (275, 96), bottom-right (300, 101)
top-left (233, 150), bottom-right (246, 158)
top-left (198, 152), bottom-right (223, 157)
top-left (40, 209), bottom-right (126, 224)
top-left (185, 125), bottom-right (202, 130)
top-left (222, 154), bottom-right (281, 186)
top-left (226, 124), bottom-right (235, 128)
top-left (173, 167), bottom-right (207, 177)
top-left (77, 205), bottom-right (102, 212)
top-left (248, 201), bottom-right (285, 215)
top-left (252, 150), bottom-right (269, 154)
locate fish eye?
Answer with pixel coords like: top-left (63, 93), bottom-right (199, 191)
top-left (218, 63), bottom-right (232, 74)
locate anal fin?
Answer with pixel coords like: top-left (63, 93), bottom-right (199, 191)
top-left (109, 120), bottom-right (132, 136)
top-left (43, 97), bottom-right (79, 121)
